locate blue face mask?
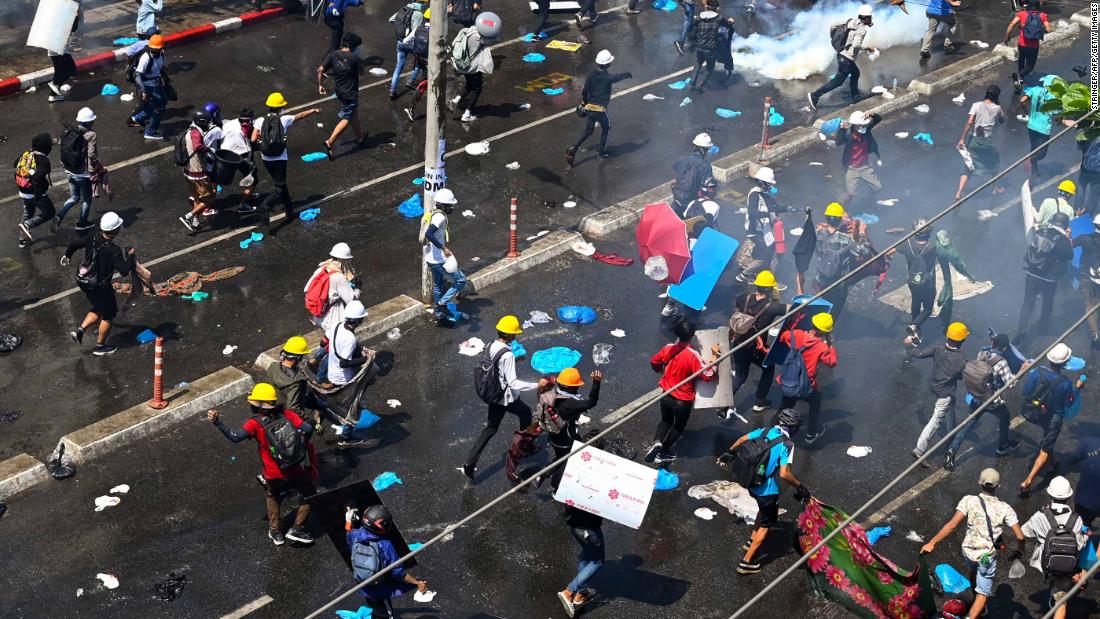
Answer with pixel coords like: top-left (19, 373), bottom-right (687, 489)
top-left (857, 126), bottom-right (868, 134)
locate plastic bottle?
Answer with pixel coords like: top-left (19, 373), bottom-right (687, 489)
top-left (892, 78), bottom-right (898, 90)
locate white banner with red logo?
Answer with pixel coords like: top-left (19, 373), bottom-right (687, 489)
top-left (553, 441), bottom-right (658, 529)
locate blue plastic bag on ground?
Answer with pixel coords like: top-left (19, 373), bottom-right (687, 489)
top-left (715, 108), bottom-right (742, 118)
top-left (530, 347), bottom-right (582, 374)
top-left (100, 84), bottom-right (120, 96)
top-left (935, 564), bottom-right (971, 593)
top-left (136, 329), bottom-right (157, 344)
top-left (356, 409), bottom-right (381, 430)
top-left (655, 469), bottom-right (679, 490)
top-left (372, 471), bottom-right (403, 491)
top-left (335, 606), bottom-right (373, 619)
top-left (768, 108), bottom-right (784, 126)
top-left (867, 525), bottom-right (892, 544)
top-left (542, 87), bottom-right (564, 95)
top-left (913, 132), bottom-right (934, 145)
top-left (301, 152), bottom-right (329, 162)
top-left (668, 78), bottom-right (691, 90)
top-left (523, 53), bottom-right (546, 62)
top-left (398, 193), bottom-right (423, 218)
top-left (557, 305), bottom-right (598, 324)
top-left (653, 0), bottom-right (677, 10)
top-left (299, 207), bottom-right (320, 221)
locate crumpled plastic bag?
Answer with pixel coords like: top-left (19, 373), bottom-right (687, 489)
top-left (372, 471), bottom-right (403, 491)
top-left (530, 347), bottom-right (583, 374)
top-left (529, 310), bottom-right (552, 324)
top-left (465, 141), bottom-right (491, 155)
top-left (819, 117), bottom-right (842, 136)
top-left (97, 573), bottom-right (120, 589)
top-left (369, 67), bottom-right (389, 76)
top-left (913, 132), bottom-right (934, 145)
top-left (653, 0), bottom-right (677, 9)
top-left (644, 255), bottom-right (669, 281)
top-left (668, 78), bottom-right (692, 90)
top-left (542, 87), bottom-right (564, 95)
top-left (301, 152), bottom-right (329, 162)
top-left (715, 107), bottom-right (742, 118)
top-left (847, 445), bottom-right (873, 457)
top-left (695, 507), bottom-right (717, 520)
top-left (642, 94), bottom-right (665, 101)
top-left (510, 340), bottom-right (527, 359)
top-left (94, 496), bottom-right (121, 511)
top-left (913, 104), bottom-right (930, 114)
top-left (298, 207), bottom-right (321, 221)
top-left (414, 590), bottom-right (438, 603)
top-left (48, 443), bottom-right (75, 480)
top-left (610, 329), bottom-right (625, 338)
top-left (100, 84), bottom-right (120, 96)
top-left (655, 469), bottom-right (679, 490)
top-left (522, 53), bottom-right (545, 62)
top-left (458, 337), bottom-right (485, 356)
top-left (335, 606), bottom-right (374, 619)
top-left (356, 409), bottom-right (381, 430)
top-left (557, 305), bottom-right (598, 324)
top-left (935, 564), bottom-right (971, 593)
top-left (398, 194), bottom-right (424, 218)
top-left (153, 573), bottom-right (187, 602)
top-left (867, 525), bottom-right (892, 544)
top-left (679, 96), bottom-right (692, 107)
top-left (689, 480), bottom-right (759, 524)
top-left (767, 108), bottom-right (785, 126)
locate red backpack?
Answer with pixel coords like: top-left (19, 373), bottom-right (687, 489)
top-left (304, 268), bottom-right (331, 318)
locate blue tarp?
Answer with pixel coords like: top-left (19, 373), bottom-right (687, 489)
top-left (557, 305), bottom-right (598, 324)
top-left (530, 347), bottom-right (582, 374)
top-left (668, 228), bottom-right (739, 310)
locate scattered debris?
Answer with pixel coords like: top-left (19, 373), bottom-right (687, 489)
top-left (577, 414), bottom-right (591, 425)
top-left (120, 93), bottom-right (133, 102)
top-left (546, 40), bottom-right (583, 52)
top-left (935, 564), bottom-right (971, 593)
top-left (877, 198), bottom-right (900, 206)
top-left (136, 329), bottom-right (157, 344)
top-left (0, 410), bottom-right (24, 423)
top-left (387, 327), bottom-right (401, 340)
top-left (519, 103), bottom-right (531, 110)
top-left (1016, 114), bottom-right (1029, 123)
top-left (557, 305), bottom-right (597, 324)
top-left (572, 241), bottom-right (596, 257)
top-left (679, 96), bottom-right (692, 107)
top-left (906, 530), bottom-right (926, 542)
top-left (76, 589), bottom-right (83, 597)
top-left (256, 65), bottom-right (275, 72)
top-left (610, 329), bottom-right (626, 338)
top-left (563, 200), bottom-right (578, 209)
top-left (222, 345), bottom-right (237, 355)
top-left (525, 230), bottom-right (550, 241)
top-left (668, 78), bottom-right (692, 90)
top-left (94, 496), bottom-right (121, 511)
top-left (529, 310), bottom-right (552, 324)
top-left (715, 107), bottom-right (742, 118)
top-left (464, 141), bottom-right (490, 155)
top-left (767, 108), bottom-right (784, 126)
top-left (47, 444), bottom-right (75, 480)
top-left (505, 161), bottom-right (520, 170)
top-left (458, 337), bottom-right (486, 356)
top-left (913, 132), bottom-right (934, 145)
top-left (969, 40), bottom-right (989, 49)
top-left (808, 162), bottom-right (824, 166)
top-left (299, 207), bottom-right (321, 221)
top-left (913, 104), bottom-right (930, 114)
top-left (461, 209), bottom-right (475, 218)
top-left (153, 573), bottom-right (187, 602)
top-left (867, 525), bottom-right (892, 544)
top-left (386, 399), bottom-right (401, 408)
top-left (655, 469), bottom-right (679, 490)
top-left (300, 152), bottom-right (328, 162)
top-left (694, 507), bottom-right (718, 520)
top-left (592, 343), bottom-right (612, 365)
top-left (414, 590), bottom-right (438, 603)
top-left (689, 480), bottom-right (760, 524)
top-left (372, 471), bottom-right (403, 491)
top-left (542, 87), bottom-right (565, 95)
top-left (951, 92), bottom-right (966, 105)
top-left (110, 484), bottom-right (130, 494)
top-left (96, 573), bottom-right (120, 590)
top-left (368, 67), bottom-right (389, 76)
top-left (398, 194), bottom-right (424, 218)
top-left (100, 84), bottom-right (120, 96)
top-left (522, 53), bottom-right (546, 63)
top-left (642, 93), bottom-right (665, 101)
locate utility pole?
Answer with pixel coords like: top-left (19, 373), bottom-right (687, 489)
top-left (421, 0), bottom-right (449, 303)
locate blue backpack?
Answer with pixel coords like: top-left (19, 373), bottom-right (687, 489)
top-left (778, 334), bottom-right (814, 399)
top-left (1022, 10), bottom-right (1045, 41)
top-left (351, 538), bottom-right (383, 582)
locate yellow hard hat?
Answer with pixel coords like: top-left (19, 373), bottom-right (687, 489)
top-left (825, 202), bottom-right (846, 218)
top-left (265, 92), bottom-right (288, 108)
top-left (754, 270), bottom-right (777, 288)
top-left (811, 312), bottom-right (834, 333)
top-left (557, 367), bottom-right (585, 387)
top-left (946, 321), bottom-right (969, 341)
top-left (423, 7), bottom-right (431, 19)
top-left (248, 383), bottom-right (278, 402)
top-left (282, 336), bottom-right (311, 356)
top-left (1058, 179), bottom-right (1077, 195)
top-left (495, 315), bottom-right (523, 335)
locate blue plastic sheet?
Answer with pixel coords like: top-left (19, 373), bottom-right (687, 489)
top-left (113, 37), bottom-right (139, 46)
top-left (767, 108), bottom-right (784, 126)
top-left (523, 53), bottom-right (546, 63)
top-left (654, 469), bottom-right (679, 490)
top-left (855, 213), bottom-right (879, 224)
top-left (668, 78), bottom-right (692, 90)
top-left (100, 84), bottom-right (120, 96)
top-left (653, 0), bottom-right (677, 10)
top-left (867, 525), bottom-right (892, 545)
top-left (299, 207), bottom-right (321, 221)
top-left (557, 305), bottom-right (598, 324)
top-left (412, 177), bottom-right (424, 185)
top-left (669, 228), bottom-right (739, 310)
top-left (510, 340), bottom-right (527, 359)
top-left (136, 329), bottom-right (157, 344)
top-left (819, 117), bottom-right (842, 136)
top-left (530, 347), bottom-right (583, 374)
top-left (239, 231), bottom-right (264, 249)
top-left (934, 564), bottom-right (971, 593)
top-left (913, 132), bottom-right (934, 145)
top-left (409, 542), bottom-right (424, 551)
top-left (301, 152), bottom-right (329, 162)
top-left (372, 471), bottom-right (403, 491)
top-left (356, 409), bottom-right (381, 430)
top-left (708, 145), bottom-right (720, 155)
top-left (398, 193), bottom-right (424, 218)
top-left (335, 606), bottom-right (373, 619)
top-left (182, 291), bottom-right (209, 302)
top-left (542, 87), bottom-right (565, 95)
top-left (715, 107), bottom-right (742, 118)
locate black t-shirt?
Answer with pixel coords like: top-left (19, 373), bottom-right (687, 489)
top-left (1078, 232), bottom-right (1100, 284)
top-left (322, 50), bottom-right (361, 102)
top-left (734, 291), bottom-right (785, 343)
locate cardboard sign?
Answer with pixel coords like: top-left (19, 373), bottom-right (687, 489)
top-left (694, 327), bottom-right (733, 410)
top-left (546, 40), bottom-right (584, 52)
top-left (554, 442), bottom-right (658, 529)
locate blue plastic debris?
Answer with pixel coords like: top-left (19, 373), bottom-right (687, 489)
top-left (182, 291), bottom-right (209, 302)
top-left (542, 87), bottom-right (565, 95)
top-left (356, 409), bottom-right (381, 430)
top-left (668, 78), bottom-right (692, 90)
top-left (301, 152), bottom-right (329, 162)
top-left (715, 107), bottom-right (742, 118)
top-left (523, 53), bottom-right (546, 63)
top-left (679, 96), bottom-right (692, 107)
top-left (522, 33), bottom-right (537, 42)
top-left (935, 564), bottom-right (971, 593)
top-left (372, 471), bottom-right (403, 492)
top-left (1066, 356), bottom-right (1085, 371)
top-left (398, 193), bottom-right (424, 218)
top-left (409, 542), bottom-right (425, 551)
top-left (819, 117), bottom-right (842, 136)
top-left (913, 132), bottom-right (934, 145)
top-left (113, 37), bottom-right (139, 46)
top-left (100, 84), bottom-right (120, 96)
top-left (855, 213), bottom-right (879, 224)
top-left (240, 231), bottom-right (264, 249)
top-left (653, 0), bottom-right (677, 10)
top-left (768, 185), bottom-right (778, 195)
top-left (412, 177), bottom-right (424, 185)
top-left (335, 606), bottom-right (373, 619)
top-left (655, 469), bottom-right (679, 490)
top-left (136, 329), bottom-right (157, 344)
top-left (557, 305), bottom-right (598, 324)
top-left (299, 207), bottom-right (321, 221)
top-left (867, 526), bottom-right (892, 545)
top-left (767, 108), bottom-right (785, 126)
top-left (708, 144), bottom-right (720, 155)
top-left (510, 340), bottom-right (527, 359)
top-left (530, 347), bottom-right (583, 374)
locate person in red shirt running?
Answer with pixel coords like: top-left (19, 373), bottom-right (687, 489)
top-left (644, 319), bottom-right (720, 464)
top-left (777, 312), bottom-right (838, 443)
top-left (1003, 0), bottom-right (1050, 90)
top-left (208, 383), bottom-right (318, 546)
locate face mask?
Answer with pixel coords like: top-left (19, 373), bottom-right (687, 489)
top-left (250, 404), bottom-right (267, 415)
top-left (857, 127), bottom-right (867, 134)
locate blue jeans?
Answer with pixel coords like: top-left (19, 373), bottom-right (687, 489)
top-left (391, 42), bottom-right (423, 94)
top-left (966, 557), bottom-right (997, 597)
top-left (811, 54), bottom-right (861, 101)
top-left (677, 1), bottom-right (695, 44)
top-left (133, 85), bottom-right (166, 135)
top-left (567, 527), bottom-right (605, 593)
top-left (429, 261), bottom-right (467, 309)
top-left (58, 175), bottom-right (93, 226)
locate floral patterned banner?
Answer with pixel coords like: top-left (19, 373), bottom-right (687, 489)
top-left (798, 499), bottom-right (937, 618)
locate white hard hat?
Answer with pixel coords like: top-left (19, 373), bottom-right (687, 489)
top-left (1047, 475), bottom-right (1074, 500)
top-left (693, 132), bottom-right (714, 148)
top-left (76, 107), bottom-right (97, 123)
top-left (699, 10), bottom-right (718, 19)
top-left (849, 110), bottom-right (870, 125)
top-left (857, 4), bottom-right (873, 16)
top-left (595, 49), bottom-right (614, 65)
top-left (344, 300), bottom-right (368, 320)
top-left (1092, 212), bottom-right (1100, 228)
top-left (1047, 342), bottom-right (1072, 365)
top-left (752, 166), bottom-right (775, 184)
top-left (434, 188), bottom-right (458, 204)
top-left (329, 242), bottom-right (353, 260)
top-left (700, 200), bottom-right (720, 217)
top-left (99, 211), bottom-right (123, 232)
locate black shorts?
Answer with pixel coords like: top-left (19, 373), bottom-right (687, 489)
top-left (754, 493), bottom-right (780, 528)
top-left (83, 284), bottom-right (118, 321)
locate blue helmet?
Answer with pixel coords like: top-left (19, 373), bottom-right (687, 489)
top-left (202, 101), bottom-right (221, 122)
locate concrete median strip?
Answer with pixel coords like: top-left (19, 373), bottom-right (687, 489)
top-left (0, 453), bottom-right (49, 500)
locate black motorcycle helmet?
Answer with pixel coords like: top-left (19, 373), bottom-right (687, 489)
top-left (777, 408), bottom-right (803, 434)
top-left (192, 109), bottom-right (213, 129)
top-left (1050, 212), bottom-right (1071, 230)
top-left (364, 504), bottom-right (393, 534)
top-left (913, 218), bottom-right (932, 240)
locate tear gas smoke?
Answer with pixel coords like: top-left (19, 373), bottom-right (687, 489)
top-left (731, 1), bottom-right (927, 80)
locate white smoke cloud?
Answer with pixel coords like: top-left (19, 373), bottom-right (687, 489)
top-left (731, 2), bottom-right (927, 80)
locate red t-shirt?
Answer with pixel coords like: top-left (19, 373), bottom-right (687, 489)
top-left (651, 342), bottom-right (717, 401)
top-left (846, 133), bottom-right (871, 168)
top-left (1016, 10), bottom-right (1048, 48)
top-left (777, 329), bottom-right (838, 390)
top-left (243, 409), bottom-right (317, 480)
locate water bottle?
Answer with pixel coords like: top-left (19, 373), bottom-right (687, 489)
top-left (892, 78), bottom-right (898, 90)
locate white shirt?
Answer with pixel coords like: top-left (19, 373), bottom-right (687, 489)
top-left (1021, 502), bottom-right (1089, 571)
top-left (488, 340), bottom-right (539, 405)
top-left (327, 323), bottom-right (360, 386)
top-left (422, 211), bottom-right (448, 264)
top-left (202, 126), bottom-right (223, 172)
top-left (253, 114), bottom-right (296, 162)
top-left (220, 119), bottom-right (252, 157)
top-left (305, 261), bottom-right (360, 334)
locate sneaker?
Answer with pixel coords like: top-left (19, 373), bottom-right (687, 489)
top-left (995, 440), bottom-right (1020, 455)
top-left (574, 11), bottom-right (585, 26)
top-left (255, 474), bottom-right (266, 489)
top-left (48, 94), bottom-right (65, 102)
top-left (943, 450), bottom-right (956, 471)
top-left (51, 216), bottom-right (62, 234)
top-left (643, 441), bottom-right (663, 463)
top-left (752, 399), bottom-right (772, 412)
top-left (557, 591), bottom-right (577, 618)
top-left (589, 13), bottom-right (599, 24)
top-left (906, 324), bottom-right (920, 339)
top-left (447, 95), bottom-right (460, 112)
top-left (460, 110), bottom-right (477, 122)
top-left (660, 302), bottom-right (676, 317)
top-left (17, 238), bottom-right (29, 248)
top-left (70, 327), bottom-right (84, 344)
top-left (17, 222), bottom-right (32, 243)
top-left (92, 344), bottom-right (119, 356)
top-left (919, 50), bottom-right (931, 59)
top-left (458, 464), bottom-right (475, 482)
top-left (144, 132), bottom-right (165, 141)
top-left (736, 560), bottom-right (762, 575)
top-left (268, 530), bottom-right (285, 546)
top-left (178, 215), bottom-right (197, 232)
top-left (654, 451), bottom-right (678, 464)
top-left (338, 435), bottom-right (366, 447)
top-left (322, 140), bottom-right (334, 161)
top-left (404, 107), bottom-right (415, 122)
top-left (626, 8), bottom-right (640, 13)
top-left (804, 430), bottom-right (824, 444)
top-left (716, 407), bottom-right (735, 421)
top-left (388, 90), bottom-right (400, 100)
top-left (806, 92), bottom-right (818, 111)
top-left (674, 41), bottom-right (685, 55)
top-left (201, 208), bottom-right (217, 218)
top-left (565, 147), bottom-right (576, 166)
top-left (127, 118), bottom-right (144, 128)
top-left (285, 528), bottom-right (315, 544)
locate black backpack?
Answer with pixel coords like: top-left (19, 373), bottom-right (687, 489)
top-left (124, 47), bottom-right (147, 83)
top-left (258, 113), bottom-right (287, 157)
top-left (474, 346), bottom-right (509, 404)
top-left (451, 0), bottom-right (475, 26)
top-left (258, 413), bottom-right (308, 469)
top-left (393, 5), bottom-right (415, 39)
top-left (173, 127), bottom-right (199, 167)
top-left (729, 431), bottom-right (788, 489)
top-left (1021, 370), bottom-right (1064, 425)
top-left (1040, 507), bottom-right (1081, 576)
top-left (830, 21), bottom-right (852, 53)
top-left (411, 23), bottom-right (430, 57)
top-left (75, 236), bottom-right (104, 289)
top-left (59, 126), bottom-right (87, 172)
top-left (817, 241), bottom-right (850, 285)
top-left (672, 157), bottom-right (700, 202)
top-left (1024, 227), bottom-right (1059, 271)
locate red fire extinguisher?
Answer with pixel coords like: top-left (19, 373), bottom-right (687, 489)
top-left (773, 218), bottom-right (786, 255)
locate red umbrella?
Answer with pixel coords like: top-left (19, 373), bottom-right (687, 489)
top-left (636, 201), bottom-right (691, 284)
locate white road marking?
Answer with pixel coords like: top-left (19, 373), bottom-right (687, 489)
top-left (220, 594), bottom-right (274, 619)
